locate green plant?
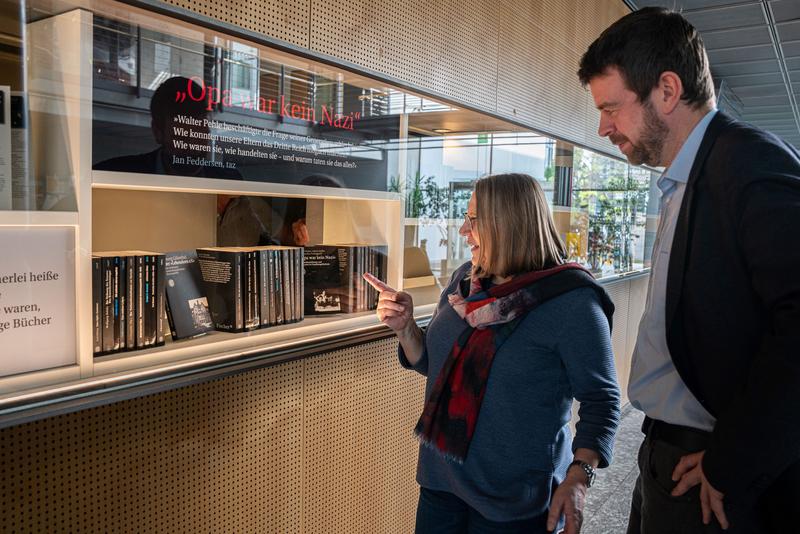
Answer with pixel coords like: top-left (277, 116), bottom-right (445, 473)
top-left (389, 172), bottom-right (448, 219)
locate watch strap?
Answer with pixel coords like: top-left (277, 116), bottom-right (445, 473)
top-left (568, 459), bottom-right (596, 487)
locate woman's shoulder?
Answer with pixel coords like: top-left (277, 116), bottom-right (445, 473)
top-left (528, 285), bottom-right (609, 324)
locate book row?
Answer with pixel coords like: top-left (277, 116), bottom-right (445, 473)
top-left (92, 244), bottom-right (388, 356)
top-left (92, 252), bottom-right (165, 355)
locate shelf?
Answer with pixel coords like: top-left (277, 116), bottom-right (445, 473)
top-left (92, 170), bottom-right (402, 202)
top-left (0, 303), bottom-right (438, 428)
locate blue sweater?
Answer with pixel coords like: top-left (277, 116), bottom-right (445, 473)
top-left (400, 262), bottom-right (620, 521)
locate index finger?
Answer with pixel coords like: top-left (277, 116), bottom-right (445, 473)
top-left (363, 272), bottom-right (393, 292)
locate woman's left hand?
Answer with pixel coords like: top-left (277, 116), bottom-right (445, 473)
top-left (546, 471), bottom-right (588, 534)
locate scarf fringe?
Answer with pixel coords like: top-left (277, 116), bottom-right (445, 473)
top-left (413, 428), bottom-right (466, 465)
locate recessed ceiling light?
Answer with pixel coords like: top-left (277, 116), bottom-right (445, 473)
top-left (432, 128), bottom-right (452, 134)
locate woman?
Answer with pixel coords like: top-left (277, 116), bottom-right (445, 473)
top-left (372, 173), bottom-right (620, 533)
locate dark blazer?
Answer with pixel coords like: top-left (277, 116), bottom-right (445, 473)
top-left (665, 111), bottom-right (800, 505)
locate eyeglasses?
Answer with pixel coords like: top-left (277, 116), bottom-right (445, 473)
top-left (463, 213), bottom-right (478, 232)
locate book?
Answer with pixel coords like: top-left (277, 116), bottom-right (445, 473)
top-left (91, 257), bottom-right (102, 355)
top-left (91, 250), bottom-right (166, 355)
top-left (303, 243), bottom-right (387, 315)
top-left (196, 247), bottom-right (245, 332)
top-left (164, 250), bottom-right (213, 340)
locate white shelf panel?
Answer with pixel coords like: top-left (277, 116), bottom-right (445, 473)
top-left (0, 211), bottom-right (80, 226)
top-left (91, 311), bottom-right (385, 377)
top-left (0, 365), bottom-right (83, 398)
top-left (92, 170), bottom-right (402, 202)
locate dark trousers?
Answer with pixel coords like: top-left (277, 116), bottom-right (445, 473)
top-left (415, 487), bottom-right (550, 534)
top-left (627, 426), bottom-right (799, 534)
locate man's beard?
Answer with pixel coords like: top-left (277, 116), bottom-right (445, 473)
top-left (612, 100), bottom-right (668, 166)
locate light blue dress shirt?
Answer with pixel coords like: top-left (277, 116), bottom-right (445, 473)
top-left (628, 109), bottom-right (717, 431)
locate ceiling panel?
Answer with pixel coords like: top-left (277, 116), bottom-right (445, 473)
top-left (682, 4), bottom-right (765, 32)
top-left (739, 94), bottom-right (791, 106)
top-left (734, 83), bottom-right (788, 97)
top-left (720, 71), bottom-right (785, 86)
top-left (678, 0), bottom-right (760, 8)
top-left (707, 43), bottom-right (776, 63)
top-left (781, 40), bottom-right (800, 58)
top-left (776, 21), bottom-right (800, 42)
top-left (702, 25), bottom-right (773, 49)
top-left (770, 0), bottom-right (800, 23)
top-left (712, 58), bottom-right (780, 76)
top-left (632, 0), bottom-right (799, 148)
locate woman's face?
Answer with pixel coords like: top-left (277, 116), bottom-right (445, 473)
top-left (459, 193), bottom-right (481, 265)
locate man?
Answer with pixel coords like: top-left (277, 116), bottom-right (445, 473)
top-left (578, 7), bottom-right (800, 534)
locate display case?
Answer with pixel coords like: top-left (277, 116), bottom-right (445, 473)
top-left (0, 0), bottom-right (656, 421)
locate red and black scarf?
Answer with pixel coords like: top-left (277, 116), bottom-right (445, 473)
top-left (414, 263), bottom-right (614, 462)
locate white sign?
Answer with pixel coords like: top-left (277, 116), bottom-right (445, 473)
top-left (0, 226), bottom-right (76, 376)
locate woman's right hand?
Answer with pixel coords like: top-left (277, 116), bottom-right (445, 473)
top-left (364, 273), bottom-right (415, 334)
top-left (377, 289), bottom-right (415, 334)
top-left (364, 273), bottom-right (424, 366)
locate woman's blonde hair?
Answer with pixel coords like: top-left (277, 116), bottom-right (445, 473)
top-left (472, 173), bottom-right (566, 278)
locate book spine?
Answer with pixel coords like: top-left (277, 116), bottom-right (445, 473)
top-left (156, 254), bottom-right (166, 345)
top-left (118, 255), bottom-right (126, 351)
top-left (101, 257), bottom-right (113, 353)
top-left (126, 256), bottom-right (136, 349)
top-left (112, 256), bottom-right (121, 352)
top-left (92, 257), bottom-right (102, 355)
top-left (295, 247), bottom-right (303, 322)
top-left (274, 249), bottom-right (283, 325)
top-left (165, 295), bottom-right (178, 339)
top-left (136, 255), bottom-right (145, 348)
top-left (259, 250), bottom-right (270, 327)
top-left (281, 249), bottom-right (291, 324)
top-left (235, 252), bottom-right (244, 331)
top-left (268, 250), bottom-right (277, 326)
top-left (144, 255), bottom-right (153, 346)
top-left (287, 248), bottom-right (295, 323)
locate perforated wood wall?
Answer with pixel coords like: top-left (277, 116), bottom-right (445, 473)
top-left (157, 0), bottom-right (630, 158)
top-left (0, 337), bottom-right (426, 533)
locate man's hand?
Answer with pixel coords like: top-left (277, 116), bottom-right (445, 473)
top-left (671, 450), bottom-right (729, 530)
top-left (546, 471), bottom-right (587, 534)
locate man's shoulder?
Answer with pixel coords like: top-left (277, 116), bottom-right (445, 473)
top-left (703, 113), bottom-right (800, 182)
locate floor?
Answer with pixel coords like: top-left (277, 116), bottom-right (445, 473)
top-left (582, 404), bottom-right (645, 534)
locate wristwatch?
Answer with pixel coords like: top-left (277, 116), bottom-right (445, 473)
top-left (568, 460), bottom-right (596, 488)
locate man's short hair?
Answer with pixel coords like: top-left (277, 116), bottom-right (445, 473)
top-left (578, 7), bottom-right (715, 109)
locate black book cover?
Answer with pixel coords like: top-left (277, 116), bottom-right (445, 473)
top-left (304, 245), bottom-right (357, 315)
top-left (136, 255), bottom-right (145, 348)
top-left (295, 247), bottom-right (304, 322)
top-left (145, 254), bottom-right (155, 346)
top-left (369, 245), bottom-right (388, 310)
top-left (164, 251), bottom-right (213, 340)
top-left (244, 250), bottom-right (260, 330)
top-left (273, 248), bottom-right (284, 325)
top-left (100, 257), bottom-right (114, 353)
top-left (155, 254), bottom-right (166, 345)
top-left (268, 249), bottom-right (278, 325)
top-left (118, 255), bottom-right (127, 351)
top-left (125, 256), bottom-right (136, 350)
top-left (257, 249), bottom-right (271, 327)
top-left (282, 248), bottom-right (292, 323)
top-left (92, 257), bottom-right (102, 355)
top-left (196, 248), bottom-right (245, 332)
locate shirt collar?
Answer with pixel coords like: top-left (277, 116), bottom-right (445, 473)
top-left (662, 109), bottom-right (718, 185)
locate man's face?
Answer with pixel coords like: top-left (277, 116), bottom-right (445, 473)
top-left (588, 67), bottom-right (669, 167)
